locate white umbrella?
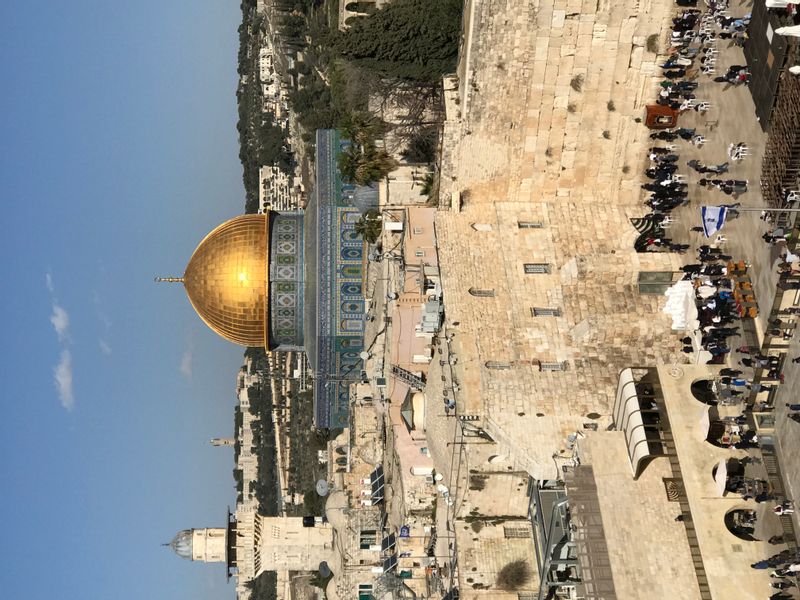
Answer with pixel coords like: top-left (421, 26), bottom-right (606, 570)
top-left (790, 65), bottom-right (800, 76)
top-left (699, 405), bottom-right (711, 442)
top-left (714, 458), bottom-right (728, 496)
top-left (776, 25), bottom-right (800, 37)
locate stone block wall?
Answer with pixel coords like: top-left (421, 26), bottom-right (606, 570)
top-left (437, 0), bottom-right (686, 479)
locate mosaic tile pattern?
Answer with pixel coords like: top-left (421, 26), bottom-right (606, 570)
top-left (314, 129), bottom-right (366, 428)
top-left (268, 212), bottom-right (305, 350)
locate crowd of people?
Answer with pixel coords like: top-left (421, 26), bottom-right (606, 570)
top-left (645, 3), bottom-right (800, 596)
top-left (637, 1), bottom-right (754, 256)
top-left (751, 533), bottom-right (800, 598)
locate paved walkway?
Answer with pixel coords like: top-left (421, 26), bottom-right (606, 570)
top-left (646, 0), bottom-right (800, 592)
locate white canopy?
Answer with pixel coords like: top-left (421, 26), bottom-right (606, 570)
top-left (663, 280), bottom-right (700, 331)
top-left (714, 458), bottom-right (728, 497)
top-left (767, 0), bottom-right (791, 8)
top-left (699, 405), bottom-right (711, 442)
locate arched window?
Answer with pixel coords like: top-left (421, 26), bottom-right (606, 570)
top-left (469, 287), bottom-right (495, 297)
top-left (485, 361), bottom-right (512, 370)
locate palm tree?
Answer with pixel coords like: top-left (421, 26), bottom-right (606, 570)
top-left (340, 111), bottom-right (384, 145)
top-left (420, 171), bottom-right (435, 197)
top-left (337, 145), bottom-right (360, 183)
top-left (354, 210), bottom-right (382, 244)
top-left (338, 143), bottom-right (396, 185)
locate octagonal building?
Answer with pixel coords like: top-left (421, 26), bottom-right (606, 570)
top-left (168, 211), bottom-right (307, 352)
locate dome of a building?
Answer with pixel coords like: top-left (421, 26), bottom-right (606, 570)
top-left (183, 214), bottom-right (269, 347)
top-left (169, 529), bottom-right (193, 560)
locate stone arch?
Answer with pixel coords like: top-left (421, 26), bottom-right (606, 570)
top-left (723, 507), bottom-right (761, 541)
top-left (691, 378), bottom-right (718, 405)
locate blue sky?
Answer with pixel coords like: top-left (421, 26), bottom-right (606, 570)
top-left (1, 2), bottom-right (247, 598)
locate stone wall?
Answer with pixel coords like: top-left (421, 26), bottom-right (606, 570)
top-left (437, 0), bottom-right (686, 479)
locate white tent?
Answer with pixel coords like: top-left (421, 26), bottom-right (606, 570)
top-left (699, 405), bottom-right (711, 442)
top-left (663, 280), bottom-right (699, 331)
top-left (714, 458), bottom-right (728, 496)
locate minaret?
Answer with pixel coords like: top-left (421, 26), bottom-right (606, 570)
top-left (211, 438), bottom-right (235, 447)
top-left (167, 527), bottom-right (228, 562)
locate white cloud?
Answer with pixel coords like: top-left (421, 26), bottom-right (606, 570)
top-left (50, 303), bottom-right (70, 342)
top-left (54, 350), bottom-right (74, 410)
top-left (99, 339), bottom-right (112, 355)
top-left (98, 312), bottom-right (112, 330)
top-left (180, 349), bottom-right (193, 379)
top-left (45, 273), bottom-right (54, 293)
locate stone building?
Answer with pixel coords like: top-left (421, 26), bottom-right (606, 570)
top-left (168, 513), bottom-right (335, 582)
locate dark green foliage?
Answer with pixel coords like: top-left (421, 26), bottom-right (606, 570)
top-left (345, 1), bottom-right (378, 14)
top-left (289, 72), bottom-right (341, 132)
top-left (246, 571), bottom-right (277, 600)
top-left (282, 14), bottom-right (307, 40)
top-left (353, 209), bottom-right (383, 243)
top-left (420, 171), bottom-right (435, 197)
top-left (236, 4), bottom-right (294, 212)
top-left (330, 0), bottom-right (463, 81)
top-left (246, 382), bottom-right (281, 516)
top-left (401, 127), bottom-right (437, 164)
top-left (338, 143), bottom-right (395, 185)
top-left (303, 488), bottom-right (326, 516)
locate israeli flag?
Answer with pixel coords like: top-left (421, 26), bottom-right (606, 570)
top-left (701, 205), bottom-right (728, 237)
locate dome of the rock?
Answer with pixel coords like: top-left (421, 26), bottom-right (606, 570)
top-left (183, 214), bottom-right (269, 347)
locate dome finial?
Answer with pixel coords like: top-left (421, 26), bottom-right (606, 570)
top-left (154, 276), bottom-right (184, 283)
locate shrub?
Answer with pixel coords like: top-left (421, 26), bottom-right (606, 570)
top-left (497, 560), bottom-right (532, 590)
top-left (646, 34), bottom-right (659, 54)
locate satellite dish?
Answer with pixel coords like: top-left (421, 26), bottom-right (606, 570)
top-left (318, 561), bottom-right (331, 577)
top-left (360, 351), bottom-right (371, 361)
top-left (316, 479), bottom-right (330, 497)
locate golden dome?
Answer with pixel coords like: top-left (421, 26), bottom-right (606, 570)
top-left (183, 214), bottom-right (269, 347)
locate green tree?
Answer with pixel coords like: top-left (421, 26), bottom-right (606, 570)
top-left (401, 127), bottom-right (437, 163)
top-left (338, 143), bottom-right (396, 186)
top-left (354, 209), bottom-right (383, 244)
top-left (331, 0), bottom-right (463, 82)
top-left (337, 144), bottom-right (360, 183)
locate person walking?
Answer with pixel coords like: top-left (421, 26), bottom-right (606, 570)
top-left (720, 368), bottom-right (743, 377)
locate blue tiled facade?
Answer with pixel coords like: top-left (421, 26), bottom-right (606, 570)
top-left (314, 129), bottom-right (365, 428)
top-left (268, 211), bottom-right (305, 351)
